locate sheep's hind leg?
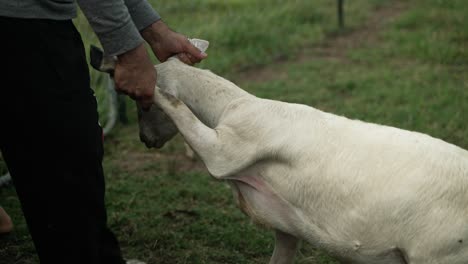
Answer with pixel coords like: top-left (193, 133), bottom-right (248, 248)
top-left (269, 230), bottom-right (299, 264)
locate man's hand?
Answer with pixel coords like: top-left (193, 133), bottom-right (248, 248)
top-left (114, 21), bottom-right (206, 109)
top-left (114, 43), bottom-right (156, 110)
top-left (142, 20), bottom-right (207, 65)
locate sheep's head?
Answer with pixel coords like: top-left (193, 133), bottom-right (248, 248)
top-left (137, 62), bottom-right (180, 149)
top-left (137, 38), bottom-right (209, 149)
top-left (137, 102), bottom-right (178, 148)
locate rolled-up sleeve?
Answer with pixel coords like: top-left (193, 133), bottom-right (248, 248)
top-left (77, 0), bottom-right (144, 56)
top-left (125, 0), bottom-right (161, 31)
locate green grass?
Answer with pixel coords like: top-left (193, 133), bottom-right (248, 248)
top-left (1, 0), bottom-right (467, 263)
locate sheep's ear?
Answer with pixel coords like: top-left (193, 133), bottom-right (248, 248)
top-left (188, 38), bottom-right (209, 53)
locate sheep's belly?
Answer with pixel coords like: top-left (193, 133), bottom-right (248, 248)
top-left (226, 175), bottom-right (300, 234)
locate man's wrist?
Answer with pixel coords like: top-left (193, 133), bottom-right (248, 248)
top-left (117, 43), bottom-right (148, 63)
top-left (141, 20), bottom-right (170, 45)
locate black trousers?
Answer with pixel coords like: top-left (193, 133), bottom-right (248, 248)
top-left (0, 17), bottom-right (125, 264)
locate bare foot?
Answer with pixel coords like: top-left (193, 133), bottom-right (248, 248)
top-left (0, 207), bottom-right (13, 234)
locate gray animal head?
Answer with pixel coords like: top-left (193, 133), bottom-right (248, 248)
top-left (137, 102), bottom-right (178, 148)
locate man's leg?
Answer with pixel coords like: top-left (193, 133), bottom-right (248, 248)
top-left (0, 17), bottom-right (125, 264)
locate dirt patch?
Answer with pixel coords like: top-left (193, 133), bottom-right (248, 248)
top-left (115, 151), bottom-right (164, 172)
top-left (235, 1), bottom-right (408, 85)
top-left (310, 1), bottom-right (407, 60)
top-left (164, 152), bottom-right (208, 175)
top-left (115, 147), bottom-right (207, 176)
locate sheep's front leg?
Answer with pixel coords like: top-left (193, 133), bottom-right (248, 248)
top-left (153, 87), bottom-right (257, 178)
top-left (270, 230), bottom-right (299, 264)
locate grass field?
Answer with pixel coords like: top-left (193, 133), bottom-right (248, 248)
top-left (1, 0), bottom-right (467, 263)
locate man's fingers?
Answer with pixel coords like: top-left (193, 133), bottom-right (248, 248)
top-left (186, 53), bottom-right (201, 64)
top-left (177, 53), bottom-right (193, 65)
top-left (178, 50), bottom-right (205, 65)
top-left (114, 81), bottom-right (154, 109)
top-left (184, 41), bottom-right (208, 61)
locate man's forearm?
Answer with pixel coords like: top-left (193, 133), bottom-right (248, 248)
top-left (77, 0), bottom-right (144, 56)
top-left (77, 0), bottom-right (161, 56)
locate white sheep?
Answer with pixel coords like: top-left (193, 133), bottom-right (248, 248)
top-left (99, 40), bottom-right (468, 264)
